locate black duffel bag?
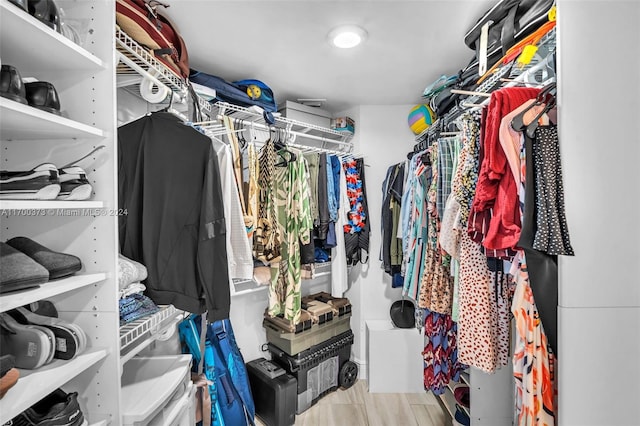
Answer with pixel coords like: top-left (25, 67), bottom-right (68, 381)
top-left (464, 0), bottom-right (554, 75)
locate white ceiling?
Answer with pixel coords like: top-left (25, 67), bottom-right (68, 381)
top-left (166, 0), bottom-right (494, 113)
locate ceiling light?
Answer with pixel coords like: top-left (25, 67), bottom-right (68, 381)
top-left (328, 25), bottom-right (367, 49)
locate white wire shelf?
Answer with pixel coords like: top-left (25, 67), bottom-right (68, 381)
top-left (415, 27), bottom-right (556, 144)
top-left (115, 28), bottom-right (352, 152)
top-left (205, 102), bottom-right (354, 154)
top-left (119, 304), bottom-right (181, 364)
top-left (115, 28), bottom-right (212, 117)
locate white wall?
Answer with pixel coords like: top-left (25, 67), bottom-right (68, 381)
top-left (347, 104), bottom-right (419, 373)
top-left (557, 1), bottom-right (640, 424)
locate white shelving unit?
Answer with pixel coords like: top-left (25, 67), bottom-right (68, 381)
top-left (0, 0), bottom-right (120, 424)
top-left (0, 97), bottom-right (105, 140)
top-left (0, 348), bottom-right (108, 422)
top-left (0, 200), bottom-right (105, 210)
top-left (119, 305), bottom-right (183, 366)
top-left (0, 273), bottom-right (106, 312)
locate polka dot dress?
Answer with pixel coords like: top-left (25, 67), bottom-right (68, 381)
top-left (532, 125), bottom-right (574, 256)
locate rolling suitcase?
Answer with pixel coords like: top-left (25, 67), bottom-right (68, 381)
top-left (246, 358), bottom-right (296, 426)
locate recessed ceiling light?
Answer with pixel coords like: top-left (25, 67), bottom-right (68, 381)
top-left (328, 25), bottom-right (368, 49)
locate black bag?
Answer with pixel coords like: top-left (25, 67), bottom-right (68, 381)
top-left (389, 299), bottom-right (415, 329)
top-left (464, 0), bottom-right (554, 74)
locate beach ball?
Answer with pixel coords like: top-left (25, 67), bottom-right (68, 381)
top-left (408, 104), bottom-right (436, 135)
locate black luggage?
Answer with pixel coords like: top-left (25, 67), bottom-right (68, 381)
top-left (246, 358), bottom-right (297, 426)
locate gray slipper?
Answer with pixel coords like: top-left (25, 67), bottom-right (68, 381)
top-left (6, 237), bottom-right (81, 280)
top-left (0, 243), bottom-right (49, 293)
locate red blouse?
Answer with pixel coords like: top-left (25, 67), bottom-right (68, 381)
top-left (469, 87), bottom-right (540, 251)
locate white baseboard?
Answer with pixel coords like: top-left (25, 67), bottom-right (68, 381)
top-left (352, 357), bottom-right (367, 381)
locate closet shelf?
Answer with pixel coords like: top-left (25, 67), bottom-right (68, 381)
top-left (120, 355), bottom-right (192, 425)
top-left (0, 200), bottom-right (104, 210)
top-left (415, 27), bottom-right (557, 143)
top-left (0, 273), bottom-right (107, 313)
top-left (87, 417), bottom-right (109, 426)
top-left (119, 305), bottom-right (182, 365)
top-left (213, 101), bottom-right (353, 150)
top-left (115, 28), bottom-right (212, 117)
top-left (0, 98), bottom-right (105, 140)
top-left (460, 371), bottom-right (470, 387)
top-left (0, 0), bottom-right (104, 73)
top-left (0, 347), bottom-right (108, 424)
top-left (231, 262), bottom-right (332, 297)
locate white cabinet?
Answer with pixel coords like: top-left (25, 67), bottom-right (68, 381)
top-left (0, 0), bottom-right (120, 424)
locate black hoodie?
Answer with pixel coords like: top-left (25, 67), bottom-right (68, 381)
top-left (118, 112), bottom-right (230, 321)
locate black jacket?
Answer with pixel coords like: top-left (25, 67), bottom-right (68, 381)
top-left (118, 113), bottom-right (230, 321)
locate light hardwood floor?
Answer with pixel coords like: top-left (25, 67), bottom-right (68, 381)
top-left (255, 380), bottom-right (449, 426)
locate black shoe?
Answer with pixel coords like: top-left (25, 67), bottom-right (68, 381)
top-left (9, 388), bottom-right (86, 426)
top-left (0, 64), bottom-right (28, 105)
top-left (0, 163), bottom-right (60, 200)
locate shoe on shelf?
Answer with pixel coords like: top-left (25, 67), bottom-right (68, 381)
top-left (0, 354), bottom-right (16, 378)
top-left (9, 388), bottom-right (86, 426)
top-left (25, 300), bottom-right (59, 318)
top-left (0, 64), bottom-right (28, 105)
top-left (0, 242), bottom-right (50, 294)
top-left (6, 237), bottom-right (82, 280)
top-left (0, 312), bottom-right (55, 369)
top-left (8, 307), bottom-right (86, 360)
top-left (57, 166), bottom-right (92, 201)
top-left (0, 163), bottom-right (60, 200)
top-left (24, 81), bottom-right (61, 116)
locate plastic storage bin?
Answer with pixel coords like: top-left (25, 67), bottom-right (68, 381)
top-left (121, 355), bottom-right (192, 426)
top-left (264, 313), bottom-right (351, 356)
top-left (267, 329), bottom-right (357, 414)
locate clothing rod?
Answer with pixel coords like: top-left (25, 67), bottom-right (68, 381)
top-left (450, 89), bottom-right (492, 97)
top-left (194, 115), bottom-right (354, 150)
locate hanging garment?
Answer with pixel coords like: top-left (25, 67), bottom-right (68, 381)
top-left (422, 309), bottom-right (466, 395)
top-left (331, 164), bottom-right (350, 297)
top-left (499, 99), bottom-right (546, 191)
top-left (404, 159), bottom-right (432, 301)
top-left (210, 138), bottom-right (253, 280)
top-left (303, 153), bottom-right (320, 226)
top-left (436, 136), bottom-right (460, 220)
top-left (254, 139), bottom-right (282, 263)
top-left (381, 164), bottom-right (400, 275)
top-left (245, 142), bottom-right (259, 238)
top-left (418, 141), bottom-right (454, 314)
top-left (401, 156), bottom-right (418, 276)
top-left (317, 153), bottom-right (330, 240)
top-left (532, 126), bottom-right (574, 256)
top-left (222, 116), bottom-right (247, 215)
top-left (118, 112), bottom-right (230, 321)
top-left (469, 87), bottom-right (539, 251)
top-left (343, 158), bottom-right (370, 265)
top-left (268, 151), bottom-right (313, 324)
top-left (518, 130), bottom-right (559, 354)
top-left (512, 262), bottom-right (556, 426)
